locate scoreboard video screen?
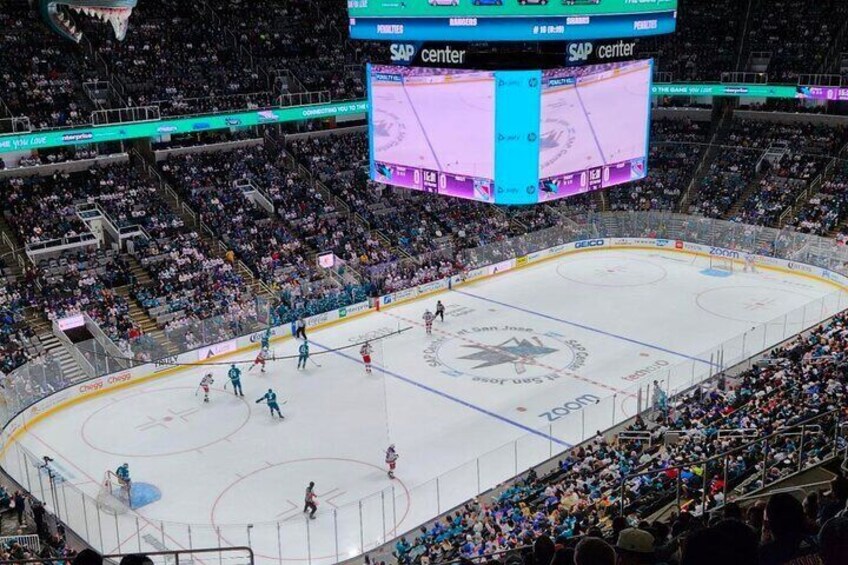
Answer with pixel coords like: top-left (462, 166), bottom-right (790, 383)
top-left (367, 59), bottom-right (652, 205)
top-left (348, 0), bottom-right (677, 42)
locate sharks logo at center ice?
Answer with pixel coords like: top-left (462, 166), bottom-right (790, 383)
top-left (424, 326), bottom-right (588, 386)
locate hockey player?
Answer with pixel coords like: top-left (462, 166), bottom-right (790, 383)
top-left (360, 341), bottom-right (373, 374)
top-left (228, 364), bottom-right (244, 397)
top-left (297, 340), bottom-right (310, 370)
top-left (115, 462), bottom-right (132, 502)
top-left (435, 300), bottom-right (445, 322)
top-left (422, 309), bottom-right (435, 335)
top-left (303, 481), bottom-right (317, 519)
top-left (260, 328), bottom-right (271, 350)
top-left (251, 346), bottom-right (269, 373)
top-left (256, 388), bottom-right (284, 419)
top-left (743, 253), bottom-right (757, 273)
top-left (199, 373), bottom-right (214, 403)
top-left (652, 379), bottom-right (668, 419)
top-left (385, 444), bottom-right (399, 479)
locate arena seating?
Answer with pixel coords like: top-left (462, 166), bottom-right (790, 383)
top-left (732, 123), bottom-right (847, 226)
top-left (743, 0), bottom-right (848, 83)
top-left (6, 4), bottom-right (848, 561)
top-left (392, 312), bottom-right (848, 564)
top-left (607, 119), bottom-right (709, 211)
top-left (0, 5), bottom-right (95, 130)
top-left (158, 144), bottom-right (383, 323)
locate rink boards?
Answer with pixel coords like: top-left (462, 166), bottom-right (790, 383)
top-left (4, 236), bottom-right (848, 455)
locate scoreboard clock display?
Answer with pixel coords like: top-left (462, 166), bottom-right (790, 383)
top-left (348, 0), bottom-right (677, 42)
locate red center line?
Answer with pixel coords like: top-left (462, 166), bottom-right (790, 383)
top-left (382, 311), bottom-right (631, 396)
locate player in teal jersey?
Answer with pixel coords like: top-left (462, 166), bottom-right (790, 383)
top-left (297, 340), bottom-right (310, 370)
top-left (256, 389), bottom-right (284, 419)
top-left (228, 364), bottom-right (244, 397)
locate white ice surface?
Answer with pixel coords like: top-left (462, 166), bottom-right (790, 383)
top-left (10, 249), bottom-right (843, 563)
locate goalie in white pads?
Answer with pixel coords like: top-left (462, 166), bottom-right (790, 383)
top-left (199, 373), bottom-right (214, 403)
top-left (385, 444), bottom-right (399, 479)
top-left (360, 341), bottom-right (373, 374)
top-left (423, 309), bottom-right (435, 335)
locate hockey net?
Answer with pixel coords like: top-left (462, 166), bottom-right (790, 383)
top-left (709, 255), bottom-right (734, 274)
top-left (97, 471), bottom-right (131, 514)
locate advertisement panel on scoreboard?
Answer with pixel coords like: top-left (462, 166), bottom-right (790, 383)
top-left (368, 60), bottom-right (652, 205)
top-left (348, 0), bottom-right (677, 42)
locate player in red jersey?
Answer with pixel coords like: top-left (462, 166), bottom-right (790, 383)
top-left (360, 342), bottom-right (373, 374)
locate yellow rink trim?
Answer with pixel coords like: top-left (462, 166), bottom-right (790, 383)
top-left (4, 243), bottom-right (847, 454)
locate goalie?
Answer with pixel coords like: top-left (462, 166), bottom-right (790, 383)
top-left (115, 462), bottom-right (132, 502)
top-left (743, 253), bottom-right (757, 273)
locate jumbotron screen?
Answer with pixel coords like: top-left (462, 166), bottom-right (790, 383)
top-left (367, 60), bottom-right (652, 205)
top-left (348, 0), bottom-right (677, 42)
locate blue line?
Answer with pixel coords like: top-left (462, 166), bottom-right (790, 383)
top-left (309, 338), bottom-right (572, 448)
top-left (453, 289), bottom-right (712, 365)
top-left (401, 77), bottom-right (443, 170)
top-left (574, 85), bottom-right (607, 165)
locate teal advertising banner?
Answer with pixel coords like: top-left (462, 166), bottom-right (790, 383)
top-left (494, 70), bottom-right (542, 205)
top-left (0, 101), bottom-right (368, 154)
top-left (0, 82), bottom-right (826, 156)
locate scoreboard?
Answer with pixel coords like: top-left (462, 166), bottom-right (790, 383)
top-left (348, 0), bottom-right (677, 42)
top-left (367, 60), bottom-right (652, 205)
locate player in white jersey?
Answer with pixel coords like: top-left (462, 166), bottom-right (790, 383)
top-left (199, 373), bottom-right (214, 403)
top-left (422, 309), bottom-right (435, 335)
top-left (360, 342), bottom-right (373, 374)
top-left (385, 444), bottom-right (399, 479)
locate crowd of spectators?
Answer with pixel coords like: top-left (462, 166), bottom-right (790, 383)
top-left (744, 0), bottom-right (848, 83)
top-left (288, 132), bottom-right (553, 260)
top-left (608, 119), bottom-right (709, 212)
top-left (158, 144), bottom-right (386, 322)
top-left (0, 266), bottom-right (33, 375)
top-left (635, 0), bottom-right (742, 82)
top-left (390, 310), bottom-right (848, 565)
top-left (785, 163), bottom-right (848, 236)
top-left (732, 123), bottom-right (847, 226)
top-left (687, 121), bottom-right (848, 221)
top-left (5, 0), bottom-right (848, 128)
top-left (0, 5), bottom-right (95, 129)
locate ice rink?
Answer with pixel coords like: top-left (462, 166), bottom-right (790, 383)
top-left (9, 248), bottom-right (844, 563)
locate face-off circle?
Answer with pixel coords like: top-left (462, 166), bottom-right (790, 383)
top-left (695, 286), bottom-right (819, 323)
top-left (81, 387), bottom-right (251, 457)
top-left (556, 256), bottom-right (668, 287)
top-left (423, 326), bottom-right (588, 386)
top-left (210, 458), bottom-right (411, 561)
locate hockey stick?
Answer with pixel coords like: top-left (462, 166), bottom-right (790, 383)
top-left (308, 357), bottom-right (322, 368)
